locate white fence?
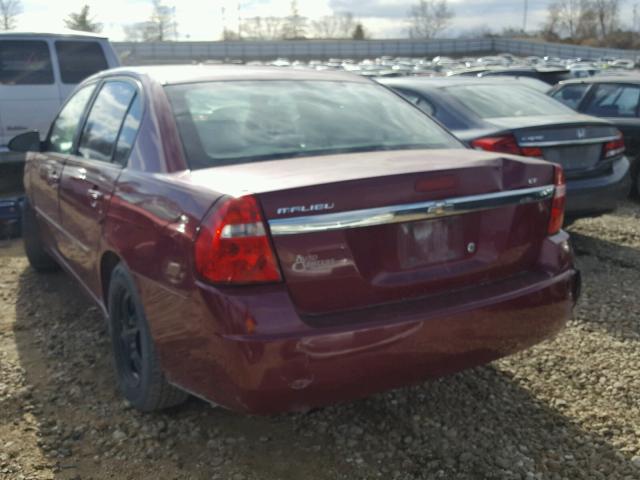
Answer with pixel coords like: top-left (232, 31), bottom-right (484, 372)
top-left (113, 38), bottom-right (640, 64)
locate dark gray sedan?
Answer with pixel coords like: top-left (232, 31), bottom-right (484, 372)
top-left (378, 77), bottom-right (632, 219)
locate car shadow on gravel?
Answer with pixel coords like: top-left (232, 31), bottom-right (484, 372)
top-left (10, 264), bottom-right (638, 480)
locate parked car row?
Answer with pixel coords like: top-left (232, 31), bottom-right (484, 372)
top-left (245, 54), bottom-right (638, 80)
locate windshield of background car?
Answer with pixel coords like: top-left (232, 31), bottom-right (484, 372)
top-left (165, 80), bottom-right (462, 169)
top-left (445, 84), bottom-right (575, 119)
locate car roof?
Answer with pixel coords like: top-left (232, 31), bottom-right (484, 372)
top-left (96, 65), bottom-right (371, 85)
top-left (377, 76), bottom-right (542, 90)
top-left (0, 29), bottom-right (108, 39)
top-left (558, 75), bottom-right (640, 85)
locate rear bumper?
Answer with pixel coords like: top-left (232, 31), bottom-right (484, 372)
top-left (565, 156), bottom-right (632, 218)
top-left (154, 234), bottom-right (578, 414)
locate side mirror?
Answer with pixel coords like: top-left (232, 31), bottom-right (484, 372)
top-left (8, 131), bottom-right (42, 152)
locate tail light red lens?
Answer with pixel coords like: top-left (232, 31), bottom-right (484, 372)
top-left (603, 133), bottom-right (625, 159)
top-left (548, 165), bottom-right (566, 236)
top-left (471, 135), bottom-right (543, 158)
top-left (520, 146), bottom-right (543, 158)
top-left (195, 195), bottom-right (282, 284)
top-left (471, 135), bottom-right (521, 155)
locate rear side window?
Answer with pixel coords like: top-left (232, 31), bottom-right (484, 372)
top-left (55, 41), bottom-right (108, 84)
top-left (48, 84), bottom-right (96, 153)
top-left (584, 84), bottom-right (640, 117)
top-left (78, 81), bottom-right (136, 162)
top-left (0, 40), bottom-right (54, 85)
top-left (551, 84), bottom-right (591, 110)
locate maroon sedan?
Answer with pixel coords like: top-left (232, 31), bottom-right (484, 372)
top-left (9, 66), bottom-right (579, 414)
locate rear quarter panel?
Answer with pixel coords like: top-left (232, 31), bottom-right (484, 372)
top-left (98, 77), bottom-right (229, 392)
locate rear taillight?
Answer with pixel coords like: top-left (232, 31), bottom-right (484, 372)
top-left (194, 195), bottom-right (282, 284)
top-left (471, 135), bottom-right (521, 155)
top-left (471, 135), bottom-right (543, 158)
top-left (548, 165), bottom-right (566, 236)
top-left (603, 133), bottom-right (625, 159)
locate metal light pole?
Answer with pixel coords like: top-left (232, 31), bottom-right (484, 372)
top-left (523, 0), bottom-right (529, 32)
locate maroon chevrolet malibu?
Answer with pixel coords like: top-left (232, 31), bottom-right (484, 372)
top-left (9, 66), bottom-right (579, 414)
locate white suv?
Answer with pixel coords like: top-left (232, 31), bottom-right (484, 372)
top-left (0, 31), bottom-right (120, 151)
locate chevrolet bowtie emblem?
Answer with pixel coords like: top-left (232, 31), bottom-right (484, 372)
top-left (428, 201), bottom-right (454, 215)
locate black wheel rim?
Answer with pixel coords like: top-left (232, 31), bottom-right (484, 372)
top-left (114, 291), bottom-right (143, 388)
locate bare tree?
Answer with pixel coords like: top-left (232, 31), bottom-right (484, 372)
top-left (148, 0), bottom-right (177, 40)
top-left (545, 0), bottom-right (618, 41)
top-left (125, 0), bottom-right (178, 42)
top-left (543, 2), bottom-right (562, 39)
top-left (559, 0), bottom-right (584, 37)
top-left (311, 12), bottom-right (356, 39)
top-left (592, 0), bottom-right (621, 38)
top-left (0, 0), bottom-right (22, 31)
top-left (241, 16), bottom-right (284, 40)
top-left (64, 5), bottom-right (103, 33)
top-left (282, 0), bottom-right (307, 39)
top-left (407, 0), bottom-right (454, 39)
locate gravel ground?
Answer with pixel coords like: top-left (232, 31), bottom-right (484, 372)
top-left (1, 202), bottom-right (639, 480)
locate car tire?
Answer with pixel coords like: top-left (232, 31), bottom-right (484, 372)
top-left (107, 264), bottom-right (188, 412)
top-left (22, 198), bottom-right (59, 272)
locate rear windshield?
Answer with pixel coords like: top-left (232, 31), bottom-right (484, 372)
top-left (445, 84), bottom-right (573, 119)
top-left (165, 80), bottom-right (462, 169)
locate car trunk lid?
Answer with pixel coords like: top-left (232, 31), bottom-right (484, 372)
top-left (486, 115), bottom-right (620, 177)
top-left (188, 150), bottom-right (555, 316)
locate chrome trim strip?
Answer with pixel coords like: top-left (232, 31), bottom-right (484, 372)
top-left (518, 136), bottom-right (618, 148)
top-left (268, 185), bottom-right (554, 236)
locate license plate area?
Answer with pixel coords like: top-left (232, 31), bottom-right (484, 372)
top-left (397, 216), bottom-right (470, 269)
top-left (542, 144), bottom-right (602, 171)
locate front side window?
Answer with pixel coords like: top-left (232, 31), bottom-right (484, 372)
top-left (0, 40), bottom-right (54, 85)
top-left (166, 80), bottom-right (461, 169)
top-left (584, 84), bottom-right (640, 117)
top-left (551, 84), bottom-right (591, 110)
top-left (78, 81), bottom-right (136, 162)
top-left (446, 84), bottom-right (574, 118)
top-left (48, 84), bottom-right (96, 154)
top-left (55, 41), bottom-right (108, 84)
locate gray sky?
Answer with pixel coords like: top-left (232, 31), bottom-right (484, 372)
top-left (13, 0), bottom-right (635, 41)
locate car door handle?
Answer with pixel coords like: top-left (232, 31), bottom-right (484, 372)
top-left (42, 165), bottom-right (60, 185)
top-left (47, 170), bottom-right (61, 184)
top-left (69, 167), bottom-right (87, 181)
top-left (87, 188), bottom-right (103, 208)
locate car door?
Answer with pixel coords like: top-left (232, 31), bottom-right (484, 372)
top-left (30, 83), bottom-right (97, 253)
top-left (58, 78), bottom-right (140, 292)
top-left (0, 39), bottom-right (61, 147)
top-left (581, 83), bottom-right (640, 162)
